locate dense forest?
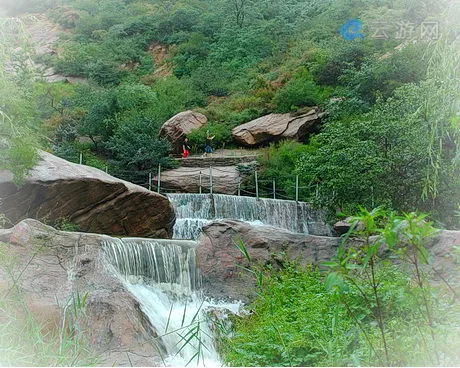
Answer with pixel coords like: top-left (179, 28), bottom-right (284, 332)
top-left (1, 0), bottom-right (460, 367)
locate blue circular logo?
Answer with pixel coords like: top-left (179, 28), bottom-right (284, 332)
top-left (340, 19), bottom-right (365, 41)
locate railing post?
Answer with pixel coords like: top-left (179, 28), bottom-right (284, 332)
top-left (295, 175), bottom-right (299, 202)
top-left (209, 166), bottom-right (213, 194)
top-left (148, 172), bottom-right (152, 191)
top-left (199, 171), bottom-right (202, 194)
top-left (157, 164), bottom-right (161, 194)
top-left (371, 186), bottom-right (375, 208)
top-left (255, 171), bottom-right (259, 200)
top-left (79, 152), bottom-right (83, 165)
top-left (105, 165), bottom-right (108, 173)
top-left (238, 180), bottom-right (241, 196)
top-left (273, 179), bottom-right (276, 200)
top-left (316, 183), bottom-right (319, 200)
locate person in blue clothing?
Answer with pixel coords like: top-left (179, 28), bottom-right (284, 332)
top-left (204, 130), bottom-right (215, 157)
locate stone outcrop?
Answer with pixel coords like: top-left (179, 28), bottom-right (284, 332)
top-left (0, 219), bottom-right (163, 366)
top-left (333, 217), bottom-right (365, 235)
top-left (159, 111), bottom-right (207, 153)
top-left (196, 220), bottom-right (340, 302)
top-left (232, 108), bottom-right (324, 147)
top-left (196, 220), bottom-right (460, 302)
top-left (155, 166), bottom-right (241, 195)
top-left (0, 151), bottom-right (175, 238)
top-left (177, 154), bottom-right (260, 168)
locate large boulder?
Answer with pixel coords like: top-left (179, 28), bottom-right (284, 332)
top-left (159, 111), bottom-right (207, 153)
top-left (232, 108), bottom-right (324, 147)
top-left (155, 166), bottom-right (241, 195)
top-left (0, 151), bottom-right (175, 238)
top-left (333, 217), bottom-right (365, 235)
top-left (196, 220), bottom-right (460, 303)
top-left (0, 219), bottom-right (163, 366)
top-left (196, 220), bottom-right (340, 302)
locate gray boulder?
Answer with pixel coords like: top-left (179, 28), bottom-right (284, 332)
top-left (232, 108), bottom-right (324, 147)
top-left (0, 219), bottom-right (163, 366)
top-left (196, 220), bottom-right (340, 302)
top-left (155, 166), bottom-right (241, 195)
top-left (159, 110), bottom-right (207, 154)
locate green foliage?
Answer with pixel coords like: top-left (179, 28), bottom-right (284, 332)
top-left (274, 68), bottom-right (332, 112)
top-left (340, 44), bottom-right (430, 104)
top-left (324, 208), bottom-right (458, 366)
top-left (253, 140), bottom-right (313, 200)
top-left (107, 118), bottom-right (174, 184)
top-left (224, 266), bottom-right (357, 367)
top-left (187, 122), bottom-right (233, 152)
top-left (224, 209), bottom-right (460, 367)
top-left (297, 79), bottom-right (460, 226)
top-left (0, 213), bottom-right (13, 229)
top-left (0, 18), bottom-right (39, 184)
top-left (54, 217), bottom-right (80, 232)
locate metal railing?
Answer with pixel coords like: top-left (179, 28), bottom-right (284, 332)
top-left (73, 152), bottom-right (332, 203)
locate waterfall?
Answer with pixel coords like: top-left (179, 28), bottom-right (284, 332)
top-left (167, 193), bottom-right (331, 239)
top-left (102, 238), bottom-right (241, 367)
top-left (103, 238), bottom-right (200, 293)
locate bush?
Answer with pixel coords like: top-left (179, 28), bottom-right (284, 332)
top-left (223, 265), bottom-right (357, 367)
top-left (187, 122), bottom-right (233, 152)
top-left (249, 140), bottom-right (313, 200)
top-left (274, 69), bottom-right (331, 112)
top-left (107, 118), bottom-right (174, 184)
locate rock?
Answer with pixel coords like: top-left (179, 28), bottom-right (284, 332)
top-left (154, 166), bottom-right (241, 195)
top-left (0, 219), bottom-right (163, 366)
top-left (333, 217), bottom-right (364, 235)
top-left (0, 151), bottom-right (175, 238)
top-left (232, 108), bottom-right (324, 147)
top-left (427, 230), bottom-right (460, 284)
top-left (196, 220), bottom-right (460, 302)
top-left (159, 111), bottom-right (207, 153)
top-left (196, 220), bottom-right (340, 302)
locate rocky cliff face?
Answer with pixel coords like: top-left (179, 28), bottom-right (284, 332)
top-left (0, 219), bottom-right (164, 366)
top-left (0, 151), bottom-right (175, 238)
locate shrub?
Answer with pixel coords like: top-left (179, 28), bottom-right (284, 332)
top-left (187, 122), bottom-right (233, 152)
top-left (223, 265), bottom-right (359, 367)
top-left (273, 69), bottom-right (331, 112)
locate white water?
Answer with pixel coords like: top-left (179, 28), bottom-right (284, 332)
top-left (102, 238), bottom-right (241, 367)
top-left (167, 193), bottom-right (331, 239)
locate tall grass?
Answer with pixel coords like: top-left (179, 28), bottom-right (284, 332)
top-left (0, 244), bottom-right (99, 366)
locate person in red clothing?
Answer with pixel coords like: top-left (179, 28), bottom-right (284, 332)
top-left (182, 137), bottom-right (191, 158)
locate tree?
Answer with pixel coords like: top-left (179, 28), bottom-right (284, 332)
top-left (107, 118), bottom-right (173, 184)
top-left (0, 17), bottom-right (39, 183)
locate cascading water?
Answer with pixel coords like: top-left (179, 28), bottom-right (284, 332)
top-left (101, 194), bottom-right (330, 366)
top-left (102, 238), bottom-right (241, 367)
top-left (167, 193), bottom-right (331, 239)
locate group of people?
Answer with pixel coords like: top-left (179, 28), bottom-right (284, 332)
top-left (182, 131), bottom-right (215, 158)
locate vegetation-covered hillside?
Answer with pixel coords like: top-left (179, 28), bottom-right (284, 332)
top-left (1, 0), bottom-right (459, 226)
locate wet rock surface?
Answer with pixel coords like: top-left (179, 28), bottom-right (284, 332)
top-left (0, 219), bottom-right (163, 366)
top-left (155, 166), bottom-right (241, 195)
